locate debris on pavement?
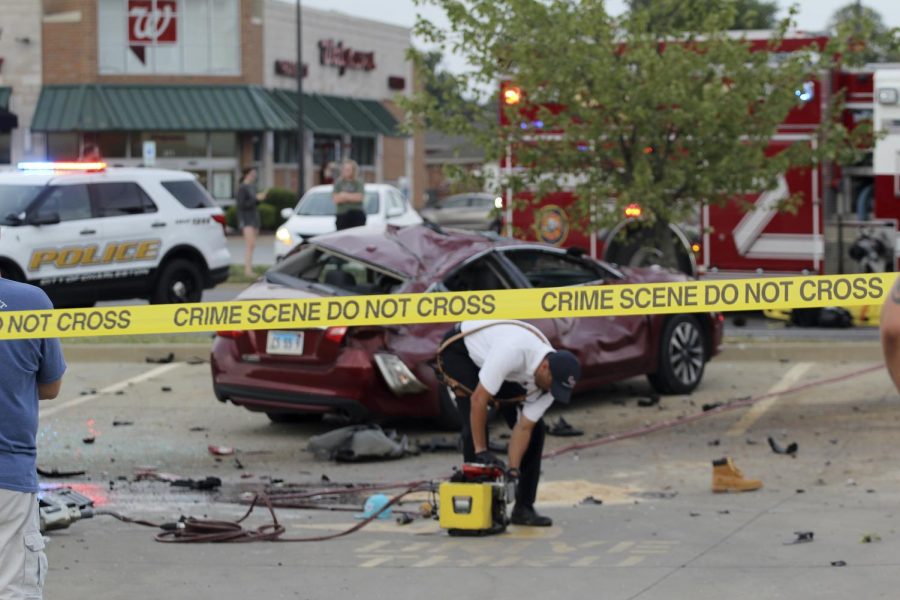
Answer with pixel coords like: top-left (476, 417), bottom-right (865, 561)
top-left (632, 491), bottom-right (678, 500)
top-left (784, 531), bottom-right (814, 545)
top-left (846, 478), bottom-right (857, 487)
top-left (637, 395), bottom-right (660, 408)
top-left (417, 436), bottom-right (460, 453)
top-left (80, 389), bottom-right (97, 396)
top-left (208, 445), bottom-right (236, 456)
top-left (308, 425), bottom-right (417, 462)
top-left (171, 476), bottom-right (222, 491)
top-left (831, 560), bottom-right (847, 567)
top-left (161, 386), bottom-right (173, 392)
top-left (37, 467), bottom-right (86, 478)
top-left (189, 426), bottom-right (208, 432)
top-left (112, 420), bottom-right (133, 427)
top-left (708, 439), bottom-right (720, 446)
top-left (82, 437), bottom-right (95, 445)
top-left (767, 436), bottom-right (798, 456)
top-left (186, 356), bottom-right (207, 365)
top-left (547, 416), bottom-right (584, 437)
top-left (689, 512), bottom-right (700, 517)
top-left (134, 467), bottom-right (182, 482)
top-left (702, 402), bottom-right (723, 412)
top-left (861, 533), bottom-right (882, 544)
top-left (746, 438), bottom-right (759, 445)
top-left (396, 513), bottom-right (415, 525)
top-left (146, 352), bottom-right (175, 364)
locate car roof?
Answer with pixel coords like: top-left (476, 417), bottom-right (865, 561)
top-left (311, 224), bottom-right (522, 278)
top-left (0, 166), bottom-right (196, 185)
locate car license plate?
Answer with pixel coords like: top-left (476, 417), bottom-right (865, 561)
top-left (266, 331), bottom-right (305, 355)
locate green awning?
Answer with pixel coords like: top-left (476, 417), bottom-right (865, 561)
top-left (264, 89), bottom-right (403, 137)
top-left (0, 88), bottom-right (11, 111)
top-left (31, 84), bottom-right (404, 137)
top-left (31, 84), bottom-right (293, 132)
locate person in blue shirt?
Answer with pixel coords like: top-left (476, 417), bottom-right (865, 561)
top-left (0, 278), bottom-right (66, 600)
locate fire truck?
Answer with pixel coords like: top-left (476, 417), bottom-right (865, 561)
top-left (498, 32), bottom-right (900, 280)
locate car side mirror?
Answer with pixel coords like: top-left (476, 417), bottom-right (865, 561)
top-left (28, 212), bottom-right (61, 226)
top-left (280, 208), bottom-right (294, 220)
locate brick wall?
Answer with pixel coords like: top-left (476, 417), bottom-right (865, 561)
top-left (42, 0), bottom-right (263, 85)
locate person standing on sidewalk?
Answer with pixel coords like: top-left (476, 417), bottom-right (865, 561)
top-left (332, 160), bottom-right (366, 231)
top-left (436, 320), bottom-right (580, 526)
top-left (0, 278), bottom-right (66, 600)
top-left (236, 167), bottom-right (266, 278)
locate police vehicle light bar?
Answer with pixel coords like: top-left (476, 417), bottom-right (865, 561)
top-left (18, 162), bottom-right (107, 172)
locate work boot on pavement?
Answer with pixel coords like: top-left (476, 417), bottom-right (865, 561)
top-left (712, 457), bottom-right (762, 493)
top-left (510, 504), bottom-right (553, 527)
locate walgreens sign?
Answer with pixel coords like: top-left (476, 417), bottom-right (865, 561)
top-left (127, 0), bottom-right (177, 64)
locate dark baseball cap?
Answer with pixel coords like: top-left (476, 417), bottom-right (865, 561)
top-left (547, 350), bottom-right (580, 404)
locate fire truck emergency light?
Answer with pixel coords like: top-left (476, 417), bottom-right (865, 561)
top-left (624, 203), bottom-right (642, 218)
top-left (18, 162), bottom-right (107, 172)
top-left (503, 87), bottom-right (522, 105)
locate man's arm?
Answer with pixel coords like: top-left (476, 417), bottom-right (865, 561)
top-left (507, 415), bottom-right (536, 470)
top-left (38, 379), bottom-right (62, 400)
top-left (470, 383), bottom-right (493, 454)
top-left (881, 275), bottom-right (900, 392)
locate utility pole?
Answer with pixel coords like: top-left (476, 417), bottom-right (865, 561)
top-left (296, 0), bottom-right (306, 195)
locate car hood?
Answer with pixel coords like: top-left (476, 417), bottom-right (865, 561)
top-left (235, 279), bottom-right (329, 301)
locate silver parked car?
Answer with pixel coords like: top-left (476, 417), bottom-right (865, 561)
top-left (420, 193), bottom-right (502, 232)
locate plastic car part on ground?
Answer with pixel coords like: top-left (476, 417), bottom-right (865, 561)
top-left (308, 425), bottom-right (418, 462)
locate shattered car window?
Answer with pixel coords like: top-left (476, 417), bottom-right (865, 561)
top-left (502, 249), bottom-right (603, 288)
top-left (271, 245), bottom-right (405, 295)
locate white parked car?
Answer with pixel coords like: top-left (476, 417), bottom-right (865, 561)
top-left (274, 184), bottom-right (422, 260)
top-left (0, 162), bottom-right (230, 307)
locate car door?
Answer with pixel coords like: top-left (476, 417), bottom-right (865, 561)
top-left (88, 181), bottom-right (169, 280)
top-left (23, 183), bottom-right (105, 285)
top-left (497, 247), bottom-right (651, 382)
top-left (440, 250), bottom-right (559, 344)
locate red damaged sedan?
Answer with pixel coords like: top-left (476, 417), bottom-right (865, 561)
top-left (211, 225), bottom-right (723, 427)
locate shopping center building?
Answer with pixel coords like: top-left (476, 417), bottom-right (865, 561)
top-left (3, 0), bottom-right (424, 205)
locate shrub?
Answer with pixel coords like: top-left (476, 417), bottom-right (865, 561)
top-left (265, 187), bottom-right (299, 213)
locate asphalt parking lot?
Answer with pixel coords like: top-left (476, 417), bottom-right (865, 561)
top-left (38, 338), bottom-right (900, 599)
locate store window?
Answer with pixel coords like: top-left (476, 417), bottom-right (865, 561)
top-left (210, 132), bottom-right (236, 158)
top-left (275, 133), bottom-right (298, 164)
top-left (350, 137), bottom-right (375, 166)
top-left (0, 133), bottom-right (10, 164)
top-left (314, 135), bottom-right (342, 168)
top-left (98, 0), bottom-right (239, 75)
top-left (131, 132), bottom-right (207, 158)
top-left (82, 133), bottom-right (129, 158)
top-left (47, 133), bottom-right (79, 161)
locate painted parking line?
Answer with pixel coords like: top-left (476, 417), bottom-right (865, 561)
top-left (725, 362), bottom-right (814, 437)
top-left (40, 362), bottom-right (184, 418)
top-left (352, 538), bottom-right (679, 568)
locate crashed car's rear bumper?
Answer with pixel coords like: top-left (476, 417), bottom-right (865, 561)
top-left (212, 383), bottom-right (368, 421)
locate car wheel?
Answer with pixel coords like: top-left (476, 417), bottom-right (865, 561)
top-left (151, 259), bottom-right (203, 304)
top-left (648, 315), bottom-right (706, 395)
top-left (0, 261), bottom-right (25, 282)
top-left (434, 385), bottom-right (463, 431)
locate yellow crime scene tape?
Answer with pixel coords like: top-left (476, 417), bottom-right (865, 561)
top-left (0, 272), bottom-right (890, 340)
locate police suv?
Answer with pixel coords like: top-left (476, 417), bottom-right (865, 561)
top-left (0, 162), bottom-right (230, 306)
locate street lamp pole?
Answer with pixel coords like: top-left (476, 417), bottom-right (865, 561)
top-left (296, 0), bottom-right (306, 195)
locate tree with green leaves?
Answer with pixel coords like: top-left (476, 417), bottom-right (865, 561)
top-left (404, 0), bottom-right (870, 235)
top-left (628, 0), bottom-right (779, 31)
top-left (827, 3), bottom-right (900, 64)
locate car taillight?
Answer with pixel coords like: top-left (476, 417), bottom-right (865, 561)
top-left (217, 330), bottom-right (245, 339)
top-left (324, 326), bottom-right (348, 344)
top-left (212, 213), bottom-right (227, 233)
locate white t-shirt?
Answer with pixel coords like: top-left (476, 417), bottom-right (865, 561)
top-left (460, 320), bottom-right (555, 422)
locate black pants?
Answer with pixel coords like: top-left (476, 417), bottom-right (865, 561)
top-left (335, 209), bottom-right (366, 231)
top-left (438, 328), bottom-right (545, 507)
